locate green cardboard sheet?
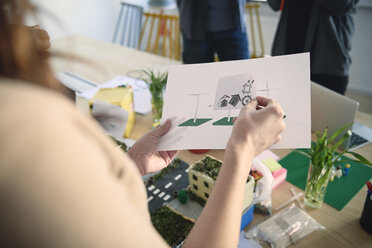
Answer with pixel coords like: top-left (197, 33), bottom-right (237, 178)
top-left (279, 150), bottom-right (372, 210)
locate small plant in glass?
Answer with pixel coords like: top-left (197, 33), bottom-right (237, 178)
top-left (142, 69), bottom-right (168, 127)
top-left (298, 124), bottom-right (372, 209)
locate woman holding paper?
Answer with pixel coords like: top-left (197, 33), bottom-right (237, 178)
top-left (0, 1), bottom-right (285, 247)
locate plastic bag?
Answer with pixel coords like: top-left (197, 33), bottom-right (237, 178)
top-left (246, 204), bottom-right (325, 248)
top-left (251, 158), bottom-right (274, 215)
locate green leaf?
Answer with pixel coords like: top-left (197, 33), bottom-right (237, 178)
top-left (346, 151), bottom-right (372, 166)
top-left (328, 123), bottom-right (352, 144)
top-left (330, 131), bottom-right (351, 152)
top-left (294, 149), bottom-right (311, 158)
top-left (319, 128), bottom-right (328, 144)
top-left (331, 147), bottom-right (351, 164)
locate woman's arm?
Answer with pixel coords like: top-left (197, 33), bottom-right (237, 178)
top-left (183, 96), bottom-right (286, 248)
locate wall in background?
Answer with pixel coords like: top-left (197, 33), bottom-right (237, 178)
top-left (348, 6), bottom-right (372, 95)
top-left (28, 0), bottom-right (168, 41)
top-left (29, 1), bottom-right (371, 95)
top-left (29, 0), bottom-right (121, 42)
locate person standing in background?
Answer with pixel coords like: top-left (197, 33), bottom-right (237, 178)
top-left (268, 0), bottom-right (359, 95)
top-left (177, 0), bottom-right (249, 64)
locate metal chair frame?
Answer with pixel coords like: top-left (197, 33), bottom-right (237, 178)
top-left (138, 12), bottom-right (181, 60)
top-left (246, 3), bottom-right (265, 58)
top-left (113, 2), bottom-right (143, 49)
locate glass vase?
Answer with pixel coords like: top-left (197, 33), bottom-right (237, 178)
top-left (304, 162), bottom-right (333, 209)
top-left (151, 96), bottom-right (163, 128)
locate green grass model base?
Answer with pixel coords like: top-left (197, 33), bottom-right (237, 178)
top-left (151, 206), bottom-right (194, 246)
top-left (178, 118), bottom-right (212, 127)
top-left (212, 117), bottom-right (237, 126)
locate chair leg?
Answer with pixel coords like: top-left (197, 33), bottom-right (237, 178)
top-left (169, 19), bottom-right (174, 59)
top-left (139, 15), bottom-right (149, 50)
top-left (248, 7), bottom-right (257, 58)
top-left (113, 4), bottom-right (124, 43)
top-left (121, 6), bottom-right (130, 46)
top-left (127, 6), bottom-right (134, 47)
top-left (134, 9), bottom-right (142, 49)
top-left (162, 19), bottom-right (168, 57)
top-left (255, 6), bottom-right (265, 57)
top-left (154, 17), bottom-right (162, 54)
top-left (175, 20), bottom-right (180, 60)
top-left (147, 16), bottom-right (156, 52)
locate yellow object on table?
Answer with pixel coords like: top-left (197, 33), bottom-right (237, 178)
top-left (89, 87), bottom-right (135, 138)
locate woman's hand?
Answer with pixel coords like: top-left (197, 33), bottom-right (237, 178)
top-left (228, 96), bottom-right (286, 157)
top-left (128, 119), bottom-right (178, 175)
top-left (184, 96), bottom-right (285, 248)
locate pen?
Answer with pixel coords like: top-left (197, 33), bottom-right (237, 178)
top-left (257, 105), bottom-right (286, 119)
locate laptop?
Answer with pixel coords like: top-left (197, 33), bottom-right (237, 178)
top-left (311, 82), bottom-right (372, 150)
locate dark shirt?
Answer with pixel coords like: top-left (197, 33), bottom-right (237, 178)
top-left (286, 0), bottom-right (315, 54)
top-left (206, 0), bottom-right (236, 32)
top-left (177, 0), bottom-right (246, 40)
top-left (268, 0), bottom-right (358, 77)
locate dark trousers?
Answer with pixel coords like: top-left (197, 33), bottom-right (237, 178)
top-left (182, 28), bottom-right (249, 64)
top-left (311, 74), bottom-right (348, 95)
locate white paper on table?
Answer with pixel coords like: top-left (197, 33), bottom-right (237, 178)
top-left (158, 53), bottom-right (311, 151)
top-left (79, 75), bottom-right (152, 115)
top-left (91, 100), bottom-right (128, 139)
top-left (56, 71), bottom-right (98, 93)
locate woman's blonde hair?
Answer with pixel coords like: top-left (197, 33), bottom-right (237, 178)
top-left (0, 0), bottom-right (60, 90)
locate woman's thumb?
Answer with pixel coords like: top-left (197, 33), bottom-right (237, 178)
top-left (152, 119), bottom-right (171, 138)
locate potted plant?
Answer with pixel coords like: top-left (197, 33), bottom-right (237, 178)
top-left (299, 124), bottom-right (372, 209)
top-left (142, 69), bottom-right (168, 127)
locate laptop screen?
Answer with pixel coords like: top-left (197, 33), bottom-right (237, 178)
top-left (311, 82), bottom-right (359, 144)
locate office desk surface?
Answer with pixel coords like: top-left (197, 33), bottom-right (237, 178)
top-left (52, 35), bottom-right (372, 248)
top-left (51, 35), bottom-right (180, 84)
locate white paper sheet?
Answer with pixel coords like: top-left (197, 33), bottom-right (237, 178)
top-left (56, 71), bottom-right (98, 93)
top-left (158, 53), bottom-right (311, 151)
top-left (79, 75), bottom-right (152, 115)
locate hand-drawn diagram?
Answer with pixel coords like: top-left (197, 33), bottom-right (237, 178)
top-left (213, 73), bottom-right (256, 126)
top-left (159, 53), bottom-right (311, 151)
top-left (178, 73), bottom-right (256, 127)
top-left (257, 79), bottom-right (279, 98)
top-left (216, 80), bottom-right (254, 108)
top-left (178, 93), bottom-right (213, 126)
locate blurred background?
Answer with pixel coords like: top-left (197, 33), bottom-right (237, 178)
top-left (28, 0), bottom-right (372, 113)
